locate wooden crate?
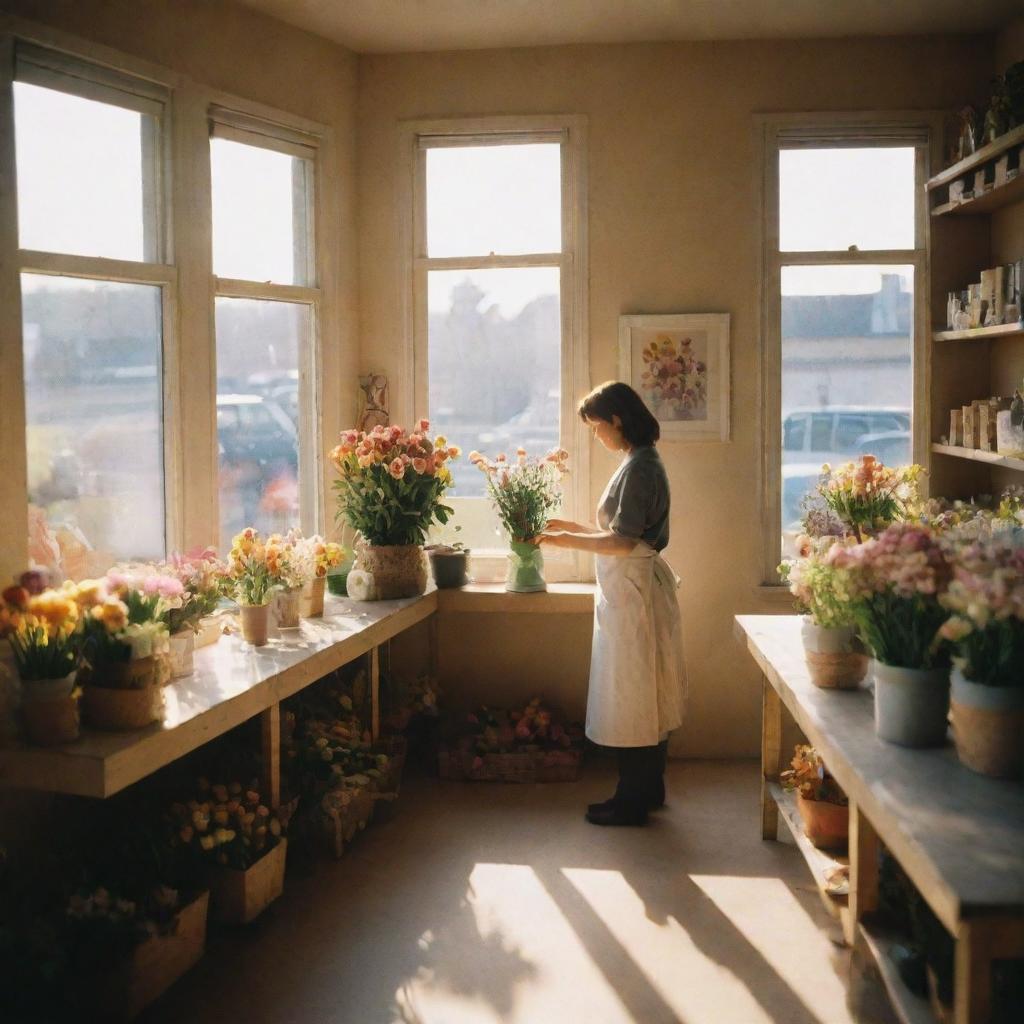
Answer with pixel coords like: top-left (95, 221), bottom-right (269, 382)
top-left (320, 787), bottom-right (375, 858)
top-left (207, 839), bottom-right (287, 925)
top-left (438, 746), bottom-right (582, 783)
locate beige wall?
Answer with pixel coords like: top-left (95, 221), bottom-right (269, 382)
top-left (360, 36), bottom-right (992, 756)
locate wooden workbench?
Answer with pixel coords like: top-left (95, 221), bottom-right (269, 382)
top-left (736, 614), bottom-right (1024, 1024)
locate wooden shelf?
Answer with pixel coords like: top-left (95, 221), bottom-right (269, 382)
top-left (768, 780), bottom-right (850, 931)
top-left (931, 443), bottom-right (1024, 472)
top-left (926, 123), bottom-right (1024, 192)
top-left (858, 922), bottom-right (936, 1024)
top-left (930, 172), bottom-right (1024, 217)
top-left (932, 322), bottom-right (1024, 342)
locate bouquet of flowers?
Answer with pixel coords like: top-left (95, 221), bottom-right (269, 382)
top-left (818, 455), bottom-right (922, 541)
top-left (939, 533), bottom-right (1024, 686)
top-left (162, 550), bottom-right (227, 634)
top-left (275, 531), bottom-right (346, 589)
top-left (779, 535), bottom-right (860, 629)
top-left (827, 523), bottom-right (951, 669)
top-left (780, 744), bottom-right (847, 805)
top-left (77, 572), bottom-right (174, 670)
top-left (0, 578), bottom-right (80, 681)
top-left (468, 446), bottom-right (570, 542)
top-left (222, 528), bottom-right (289, 606)
top-left (329, 421), bottom-right (460, 546)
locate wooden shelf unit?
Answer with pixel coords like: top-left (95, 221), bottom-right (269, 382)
top-left (932, 322), bottom-right (1024, 343)
top-left (927, 123), bottom-right (1024, 218)
top-left (859, 922), bottom-right (937, 1024)
top-left (931, 443), bottom-right (1024, 472)
top-left (930, 172), bottom-right (1024, 218)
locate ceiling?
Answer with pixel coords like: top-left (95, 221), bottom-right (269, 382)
top-left (235, 0), bottom-right (1021, 54)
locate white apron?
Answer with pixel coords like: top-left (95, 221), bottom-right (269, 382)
top-left (586, 486), bottom-right (688, 747)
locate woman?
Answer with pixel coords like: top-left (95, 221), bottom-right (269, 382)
top-left (538, 381), bottom-right (686, 826)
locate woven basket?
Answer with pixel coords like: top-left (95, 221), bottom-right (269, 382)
top-left (438, 746), bottom-right (582, 783)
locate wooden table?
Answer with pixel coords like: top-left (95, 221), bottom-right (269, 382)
top-left (736, 615), bottom-right (1024, 1024)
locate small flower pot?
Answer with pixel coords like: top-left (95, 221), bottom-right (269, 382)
top-left (303, 576), bottom-right (327, 617)
top-left (796, 792), bottom-right (849, 850)
top-left (239, 602), bottom-right (270, 646)
top-left (21, 673), bottom-right (79, 746)
top-left (195, 615), bottom-right (222, 649)
top-left (168, 630), bottom-right (196, 678)
top-left (506, 540), bottom-right (546, 593)
top-left (327, 561), bottom-right (354, 597)
top-left (873, 660), bottom-right (950, 748)
top-left (801, 618), bottom-right (868, 690)
top-left (207, 839), bottom-right (287, 924)
top-left (357, 545), bottom-right (427, 599)
top-left (428, 548), bottom-right (470, 589)
top-left (274, 587), bottom-right (302, 628)
top-left (82, 675), bottom-right (164, 732)
top-left (950, 668), bottom-right (1024, 779)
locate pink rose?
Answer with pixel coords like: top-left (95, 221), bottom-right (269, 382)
top-left (418, 418), bottom-right (430, 432)
top-left (388, 458), bottom-right (406, 480)
top-left (412, 457), bottom-right (427, 474)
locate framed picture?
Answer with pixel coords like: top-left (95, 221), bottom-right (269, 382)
top-left (618, 313), bottom-right (730, 442)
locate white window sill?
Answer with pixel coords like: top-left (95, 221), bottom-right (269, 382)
top-left (436, 582), bottom-right (596, 614)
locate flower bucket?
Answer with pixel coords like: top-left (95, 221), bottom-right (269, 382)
top-left (801, 619), bottom-right (868, 690)
top-left (207, 839), bottom-right (287, 925)
top-left (86, 891), bottom-right (209, 1022)
top-left (951, 668), bottom-right (1024, 779)
top-left (357, 544), bottom-right (427, 599)
top-left (273, 587), bottom-right (302, 629)
top-left (168, 630), bottom-right (195, 678)
top-left (239, 603), bottom-right (270, 646)
top-left (796, 792), bottom-right (849, 850)
top-left (82, 675), bottom-right (164, 731)
top-left (21, 673), bottom-right (79, 746)
top-left (428, 549), bottom-right (470, 589)
top-left (873, 661), bottom-right (950, 748)
top-left (506, 540), bottom-right (546, 593)
top-left (303, 576), bottom-right (327, 617)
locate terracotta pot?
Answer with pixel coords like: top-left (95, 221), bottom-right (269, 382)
top-left (796, 792), bottom-right (849, 850)
top-left (239, 603), bottom-right (270, 646)
top-left (273, 587), bottom-right (302, 629)
top-left (83, 678), bottom-right (164, 731)
top-left (168, 630), bottom-right (195, 678)
top-left (357, 545), bottom-right (427, 599)
top-left (951, 668), bottom-right (1024, 779)
top-left (801, 619), bottom-right (868, 690)
top-left (21, 673), bottom-right (79, 746)
top-left (872, 660), bottom-right (950, 748)
top-left (303, 576), bottom-right (326, 617)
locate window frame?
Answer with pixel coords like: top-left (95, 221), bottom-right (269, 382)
top-left (398, 115), bottom-right (590, 582)
top-left (757, 112), bottom-right (939, 587)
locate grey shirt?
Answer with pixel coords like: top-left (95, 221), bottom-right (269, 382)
top-left (599, 445), bottom-right (670, 552)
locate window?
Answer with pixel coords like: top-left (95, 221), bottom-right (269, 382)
top-left (13, 44), bottom-right (172, 575)
top-left (210, 112), bottom-right (319, 552)
top-left (762, 120), bottom-right (928, 573)
top-left (406, 119), bottom-right (588, 574)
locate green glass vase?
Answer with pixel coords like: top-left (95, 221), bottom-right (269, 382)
top-left (506, 540), bottom-right (546, 593)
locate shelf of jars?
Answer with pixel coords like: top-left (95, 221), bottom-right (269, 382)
top-left (927, 122), bottom-right (1024, 218)
top-left (931, 443), bottom-right (1024, 473)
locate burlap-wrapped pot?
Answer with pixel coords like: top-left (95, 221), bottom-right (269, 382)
top-left (801, 618), bottom-right (869, 690)
top-left (21, 674), bottom-right (79, 746)
top-left (951, 668), bottom-right (1024, 779)
top-left (82, 657), bottom-right (163, 731)
top-left (357, 545), bottom-right (427, 599)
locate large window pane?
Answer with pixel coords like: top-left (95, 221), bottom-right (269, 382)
top-left (428, 267), bottom-right (560, 502)
top-left (211, 138), bottom-right (312, 285)
top-left (781, 265), bottom-right (913, 553)
top-left (426, 144), bottom-right (561, 257)
top-left (14, 82), bottom-right (154, 261)
top-left (22, 274), bottom-right (164, 574)
top-left (779, 148), bottom-right (915, 251)
top-left (216, 297), bottom-right (306, 550)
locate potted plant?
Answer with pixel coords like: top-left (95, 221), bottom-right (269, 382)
top-left (818, 455), bottom-right (922, 541)
top-left (307, 537), bottom-right (346, 616)
top-left (221, 528), bottom-right (288, 645)
top-left (426, 528), bottom-right (471, 590)
top-left (939, 532), bottom-right (1024, 778)
top-left (0, 576), bottom-right (81, 745)
top-left (780, 535), bottom-right (868, 689)
top-left (76, 575), bottom-right (171, 731)
top-left (780, 744), bottom-right (849, 850)
top-left (169, 778), bottom-right (286, 924)
top-left (329, 420), bottom-right (460, 599)
top-left (468, 446), bottom-right (569, 592)
top-left (828, 523), bottom-right (953, 747)
top-left (162, 550), bottom-right (226, 677)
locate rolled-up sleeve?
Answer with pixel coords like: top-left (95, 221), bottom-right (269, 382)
top-left (608, 462), bottom-right (656, 540)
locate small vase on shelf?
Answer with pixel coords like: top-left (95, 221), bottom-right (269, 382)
top-left (506, 540), bottom-right (546, 593)
top-left (239, 603), bottom-right (271, 647)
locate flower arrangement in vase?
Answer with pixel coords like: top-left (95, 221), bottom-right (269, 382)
top-left (329, 421), bottom-right (460, 599)
top-left (817, 455), bottom-right (922, 541)
top-left (939, 532), bottom-right (1024, 777)
top-left (827, 523), bottom-right (953, 747)
top-left (0, 576), bottom-right (82, 745)
top-left (780, 744), bottom-right (849, 850)
top-left (161, 550), bottom-right (227, 676)
top-left (468, 446), bottom-right (569, 592)
top-left (221, 528), bottom-right (290, 645)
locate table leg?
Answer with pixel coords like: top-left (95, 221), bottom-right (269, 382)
top-left (955, 917), bottom-right (1024, 1024)
top-left (370, 645), bottom-right (380, 741)
top-left (260, 703), bottom-right (281, 810)
top-left (847, 799), bottom-right (880, 946)
top-left (761, 676), bottom-right (783, 840)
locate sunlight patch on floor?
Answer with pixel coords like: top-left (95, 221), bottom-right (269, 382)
top-left (394, 863), bottom-right (634, 1024)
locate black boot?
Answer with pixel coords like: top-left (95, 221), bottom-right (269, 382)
top-left (650, 739), bottom-right (668, 810)
top-left (586, 746), bottom-right (653, 826)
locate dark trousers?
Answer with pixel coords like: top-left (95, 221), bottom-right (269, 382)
top-left (614, 739), bottom-right (668, 810)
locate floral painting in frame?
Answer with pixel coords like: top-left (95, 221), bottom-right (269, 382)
top-left (618, 313), bottom-right (730, 441)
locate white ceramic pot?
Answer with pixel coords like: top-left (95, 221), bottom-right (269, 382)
top-left (801, 618), bottom-right (869, 690)
top-left (872, 660), bottom-right (950, 748)
top-left (950, 667), bottom-right (1024, 778)
top-left (168, 630), bottom-right (195, 678)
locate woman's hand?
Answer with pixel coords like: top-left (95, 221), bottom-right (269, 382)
top-left (544, 518), bottom-right (575, 532)
top-left (535, 530), bottom-right (566, 548)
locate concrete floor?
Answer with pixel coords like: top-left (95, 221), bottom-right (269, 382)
top-left (142, 760), bottom-right (857, 1024)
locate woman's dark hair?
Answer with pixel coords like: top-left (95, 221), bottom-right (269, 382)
top-left (578, 381), bottom-right (660, 446)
